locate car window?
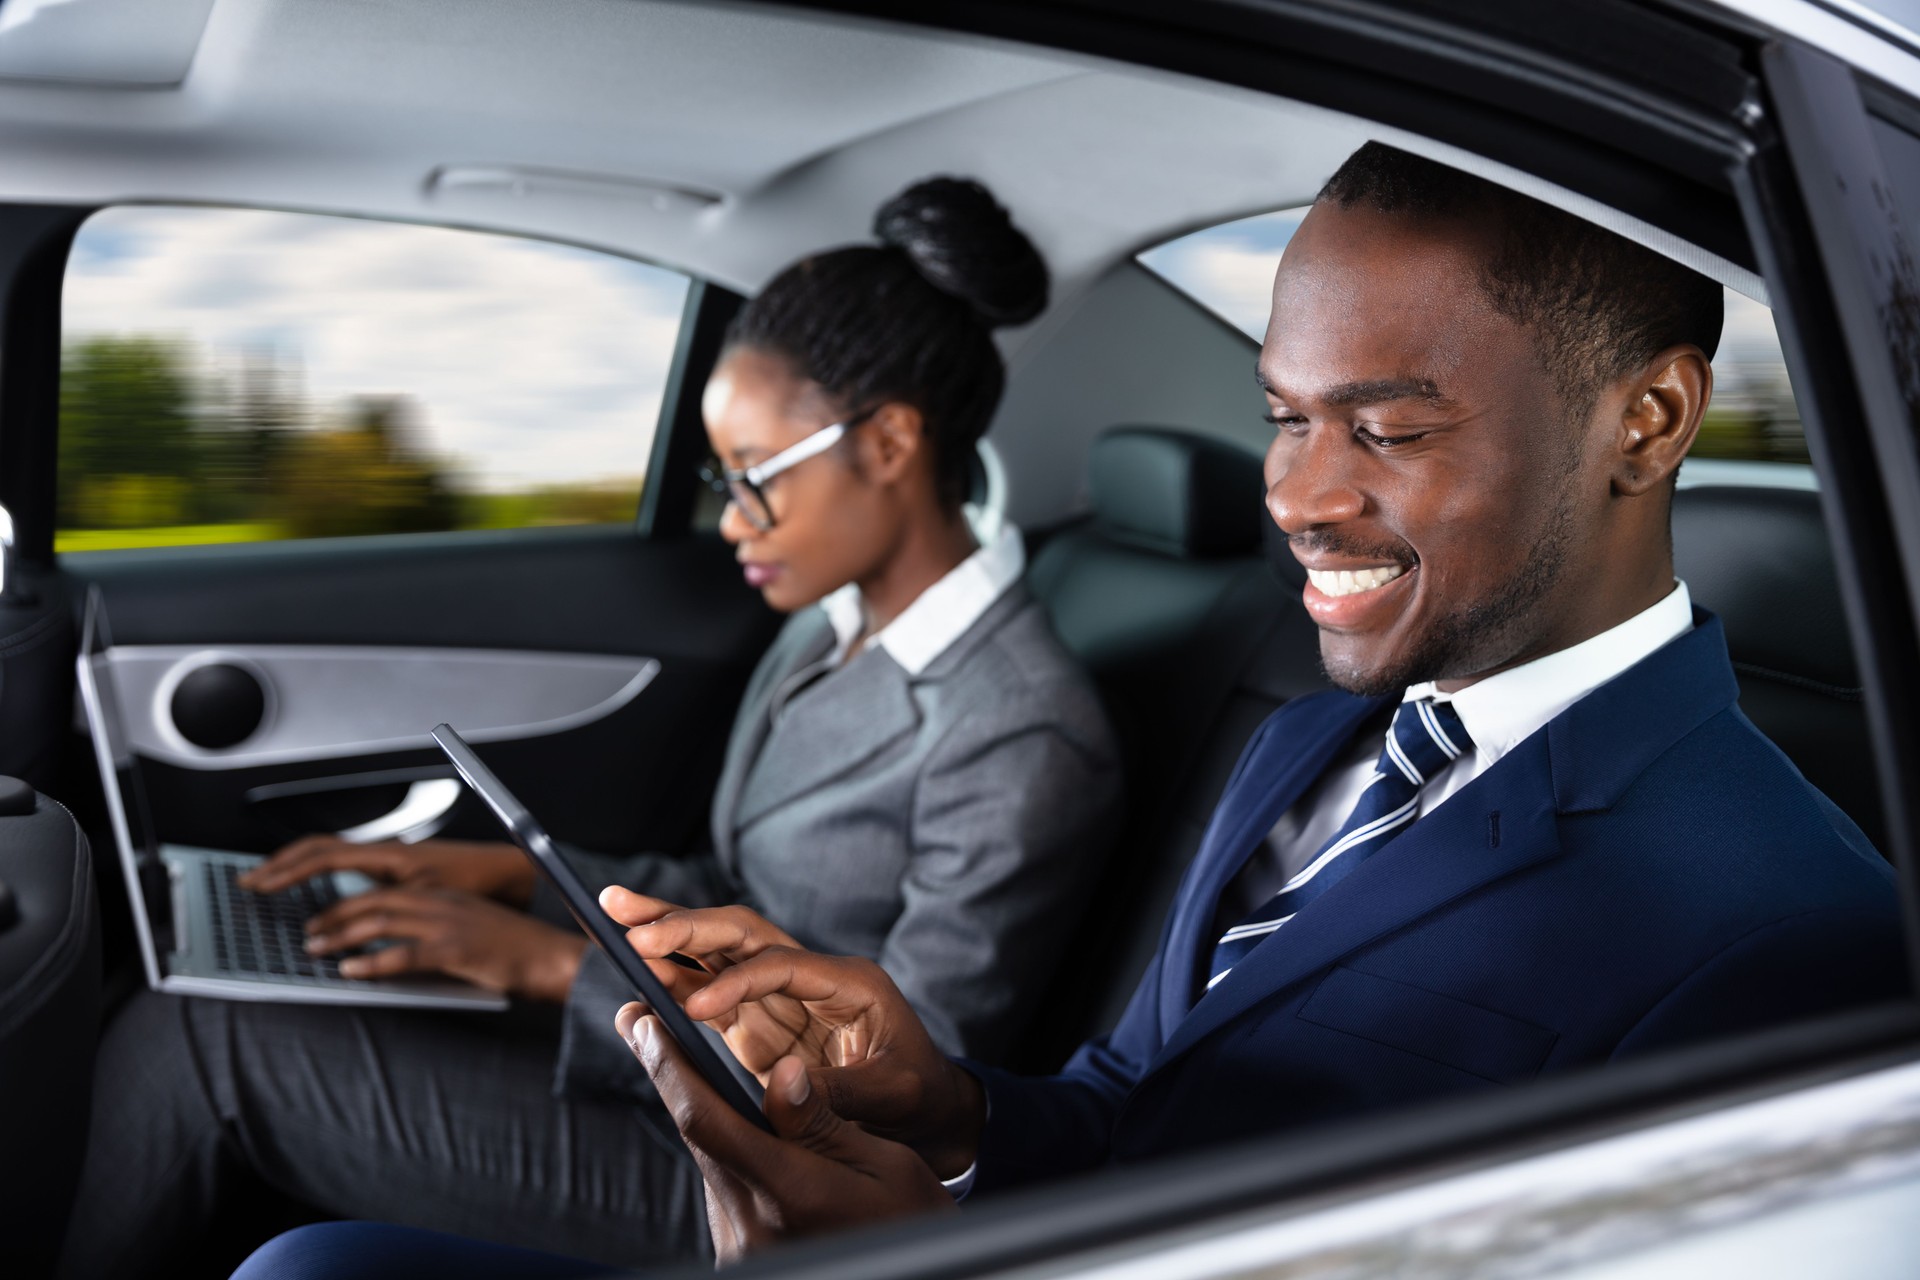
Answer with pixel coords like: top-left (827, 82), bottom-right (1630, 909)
top-left (57, 207), bottom-right (690, 552)
top-left (1138, 207), bottom-right (1813, 477)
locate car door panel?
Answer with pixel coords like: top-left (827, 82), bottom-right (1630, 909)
top-left (70, 524), bottom-right (782, 859)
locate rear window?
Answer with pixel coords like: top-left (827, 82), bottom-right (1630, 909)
top-left (1138, 207), bottom-right (1811, 474)
top-left (58, 207), bottom-right (690, 552)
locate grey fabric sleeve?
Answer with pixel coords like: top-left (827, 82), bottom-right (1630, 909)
top-left (885, 685), bottom-right (1121, 1064)
top-left (543, 844), bottom-right (743, 1102)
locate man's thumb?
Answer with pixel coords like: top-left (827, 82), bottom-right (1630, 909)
top-left (765, 1056), bottom-right (854, 1154)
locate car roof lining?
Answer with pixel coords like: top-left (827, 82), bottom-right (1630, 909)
top-left (0, 0), bottom-right (1766, 334)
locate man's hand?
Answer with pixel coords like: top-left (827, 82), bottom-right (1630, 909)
top-left (238, 835), bottom-right (537, 906)
top-left (601, 887), bottom-right (986, 1178)
top-left (623, 1008), bottom-right (958, 1263)
top-left (306, 887), bottom-right (587, 1002)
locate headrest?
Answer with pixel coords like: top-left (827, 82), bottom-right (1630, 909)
top-left (1672, 484), bottom-right (1857, 692)
top-left (1088, 427), bottom-right (1266, 559)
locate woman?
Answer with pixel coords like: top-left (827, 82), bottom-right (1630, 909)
top-left (59, 177), bottom-right (1119, 1279)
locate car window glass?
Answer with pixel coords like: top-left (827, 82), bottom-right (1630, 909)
top-left (1138, 206), bottom-right (1813, 481)
top-left (58, 207), bottom-right (690, 552)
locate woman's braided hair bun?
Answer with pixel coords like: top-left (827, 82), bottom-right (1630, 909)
top-left (724, 175), bottom-right (1048, 508)
top-left (874, 177), bottom-right (1048, 329)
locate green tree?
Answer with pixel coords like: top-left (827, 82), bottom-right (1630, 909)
top-left (271, 395), bottom-right (459, 538)
top-left (58, 334), bottom-right (201, 527)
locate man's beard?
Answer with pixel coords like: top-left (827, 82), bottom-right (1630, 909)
top-left (1319, 495), bottom-right (1576, 698)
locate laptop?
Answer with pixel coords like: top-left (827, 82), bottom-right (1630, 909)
top-left (76, 587), bottom-right (506, 1009)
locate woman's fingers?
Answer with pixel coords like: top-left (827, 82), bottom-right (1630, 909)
top-left (240, 837), bottom-right (404, 893)
top-left (305, 888), bottom-right (442, 953)
top-left (336, 941), bottom-right (429, 980)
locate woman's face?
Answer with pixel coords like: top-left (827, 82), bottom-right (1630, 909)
top-left (703, 346), bottom-right (898, 612)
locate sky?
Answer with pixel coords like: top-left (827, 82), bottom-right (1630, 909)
top-left (66, 202), bottom-right (1803, 499)
top-left (1137, 207), bottom-right (1798, 411)
top-left (64, 206), bottom-right (690, 492)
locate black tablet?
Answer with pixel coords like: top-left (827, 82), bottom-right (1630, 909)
top-left (432, 723), bottom-right (772, 1131)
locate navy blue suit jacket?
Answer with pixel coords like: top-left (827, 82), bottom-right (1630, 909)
top-left (970, 612), bottom-right (1907, 1191)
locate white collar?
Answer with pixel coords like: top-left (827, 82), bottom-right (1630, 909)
top-left (819, 523), bottom-right (1026, 676)
top-left (1404, 581), bottom-right (1694, 766)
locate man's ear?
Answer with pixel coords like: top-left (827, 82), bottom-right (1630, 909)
top-left (1612, 344), bottom-right (1712, 497)
top-left (860, 401), bottom-right (926, 485)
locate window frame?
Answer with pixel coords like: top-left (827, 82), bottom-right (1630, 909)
top-left (40, 203), bottom-right (714, 556)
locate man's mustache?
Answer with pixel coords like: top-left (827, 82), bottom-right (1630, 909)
top-left (1288, 530), bottom-right (1416, 566)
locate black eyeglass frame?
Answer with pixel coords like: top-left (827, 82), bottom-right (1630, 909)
top-left (698, 407), bottom-right (879, 532)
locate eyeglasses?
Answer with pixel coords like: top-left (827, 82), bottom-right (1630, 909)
top-left (699, 409), bottom-right (876, 532)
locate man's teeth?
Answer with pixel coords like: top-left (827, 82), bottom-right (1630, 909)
top-left (1307, 565), bottom-right (1407, 598)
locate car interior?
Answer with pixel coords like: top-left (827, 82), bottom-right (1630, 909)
top-left (0, 1), bottom-right (1912, 1275)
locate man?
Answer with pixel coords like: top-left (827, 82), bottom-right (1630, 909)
top-left (232, 143), bottom-right (1907, 1275)
top-left (605, 143), bottom-right (1906, 1258)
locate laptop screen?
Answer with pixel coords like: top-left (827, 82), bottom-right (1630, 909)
top-left (77, 587), bottom-right (172, 980)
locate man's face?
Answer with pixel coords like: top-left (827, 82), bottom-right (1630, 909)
top-left (1259, 201), bottom-right (1606, 696)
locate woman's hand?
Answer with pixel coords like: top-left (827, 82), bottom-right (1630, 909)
top-left (239, 835), bottom-right (537, 906)
top-left (306, 887), bottom-right (587, 1002)
top-left (601, 886), bottom-right (985, 1178)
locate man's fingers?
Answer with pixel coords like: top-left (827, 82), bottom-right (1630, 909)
top-left (684, 948), bottom-right (872, 1021)
top-left (645, 955), bottom-right (716, 1006)
top-left (629, 1014), bottom-right (784, 1176)
top-left (598, 885), bottom-right (687, 927)
top-left (613, 1000), bottom-right (654, 1045)
top-left (604, 889), bottom-right (800, 965)
top-left (764, 1056), bottom-right (861, 1154)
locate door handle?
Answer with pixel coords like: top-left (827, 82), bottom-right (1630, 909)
top-left (335, 777), bottom-right (464, 844)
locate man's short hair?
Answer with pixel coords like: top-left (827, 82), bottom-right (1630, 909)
top-left (1319, 143), bottom-right (1724, 422)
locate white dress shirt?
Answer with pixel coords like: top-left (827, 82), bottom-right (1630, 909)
top-left (819, 523), bottom-right (1026, 674)
top-left (1240, 581), bottom-right (1697, 912)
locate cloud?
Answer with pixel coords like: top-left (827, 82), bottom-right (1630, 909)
top-left (64, 207), bottom-right (689, 490)
top-left (1138, 208), bottom-right (1305, 341)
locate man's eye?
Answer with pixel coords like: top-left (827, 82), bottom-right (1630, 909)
top-left (1356, 426), bottom-right (1423, 448)
top-left (1263, 412), bottom-right (1307, 430)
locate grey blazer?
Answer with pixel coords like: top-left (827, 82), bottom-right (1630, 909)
top-left (547, 583), bottom-right (1120, 1100)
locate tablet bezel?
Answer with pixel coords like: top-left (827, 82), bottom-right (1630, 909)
top-left (432, 723), bottom-right (772, 1131)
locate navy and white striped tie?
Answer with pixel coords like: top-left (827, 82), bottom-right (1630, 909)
top-left (1206, 698), bottom-right (1472, 992)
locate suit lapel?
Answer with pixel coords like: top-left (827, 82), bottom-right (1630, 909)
top-left (711, 621), bottom-right (835, 871)
top-left (731, 645), bottom-right (921, 830)
top-left (1156, 694), bottom-right (1388, 1034)
top-left (1144, 609), bottom-right (1742, 1078)
top-left (1152, 729), bottom-right (1563, 1072)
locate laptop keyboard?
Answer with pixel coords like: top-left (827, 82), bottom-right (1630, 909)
top-left (205, 862), bottom-right (346, 980)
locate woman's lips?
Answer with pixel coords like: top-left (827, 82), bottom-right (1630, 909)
top-left (1300, 562), bottom-right (1415, 628)
top-left (742, 562), bottom-right (782, 588)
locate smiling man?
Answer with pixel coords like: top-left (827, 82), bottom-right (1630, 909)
top-left (232, 144), bottom-right (1911, 1276)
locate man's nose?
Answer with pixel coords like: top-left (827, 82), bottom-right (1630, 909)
top-left (1266, 426), bottom-right (1366, 535)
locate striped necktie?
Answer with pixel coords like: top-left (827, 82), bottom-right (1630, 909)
top-left (1205, 697), bottom-right (1472, 992)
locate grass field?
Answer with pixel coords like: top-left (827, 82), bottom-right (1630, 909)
top-left (55, 522), bottom-right (287, 553)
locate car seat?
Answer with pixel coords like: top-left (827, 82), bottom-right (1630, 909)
top-left (1022, 426), bottom-right (1326, 1069)
top-left (0, 776), bottom-right (101, 1274)
top-left (1671, 483), bottom-right (1885, 852)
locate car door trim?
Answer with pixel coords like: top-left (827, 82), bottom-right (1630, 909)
top-left (99, 644), bottom-right (660, 770)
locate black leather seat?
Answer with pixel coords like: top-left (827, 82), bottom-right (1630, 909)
top-left (1021, 426), bottom-right (1326, 1069)
top-left (1671, 484), bottom-right (1883, 851)
top-left (0, 776), bottom-right (101, 1274)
